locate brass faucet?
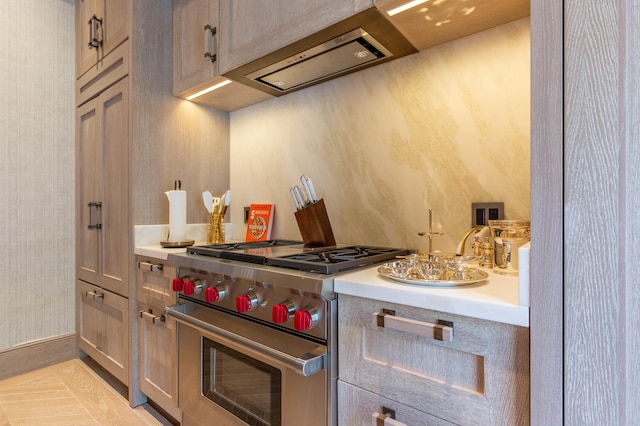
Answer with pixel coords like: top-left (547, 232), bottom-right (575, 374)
top-left (456, 226), bottom-right (488, 255)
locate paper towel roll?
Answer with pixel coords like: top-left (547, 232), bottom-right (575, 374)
top-left (165, 190), bottom-right (187, 242)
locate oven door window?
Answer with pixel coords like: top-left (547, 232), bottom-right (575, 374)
top-left (203, 337), bottom-right (282, 426)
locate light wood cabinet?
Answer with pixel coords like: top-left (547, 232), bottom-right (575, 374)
top-left (339, 381), bottom-right (454, 426)
top-left (218, 0), bottom-right (373, 74)
top-left (77, 280), bottom-right (129, 385)
top-left (76, 75), bottom-right (129, 298)
top-left (173, 0), bottom-right (219, 96)
top-left (373, 0), bottom-right (529, 52)
top-left (136, 257), bottom-right (180, 421)
top-left (173, 0), bottom-right (273, 111)
top-left (338, 294), bottom-right (530, 425)
top-left (136, 259), bottom-right (177, 310)
top-left (138, 302), bottom-right (180, 420)
top-left (76, 0), bottom-right (129, 78)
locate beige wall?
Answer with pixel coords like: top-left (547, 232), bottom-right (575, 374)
top-left (230, 18), bottom-right (530, 253)
top-left (0, 0), bottom-right (75, 350)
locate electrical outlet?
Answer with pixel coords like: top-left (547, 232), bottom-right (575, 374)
top-left (471, 202), bottom-right (504, 227)
top-left (244, 206), bottom-right (250, 223)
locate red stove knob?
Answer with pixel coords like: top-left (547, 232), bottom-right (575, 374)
top-left (183, 279), bottom-right (201, 296)
top-left (172, 277), bottom-right (184, 292)
top-left (294, 307), bottom-right (318, 331)
top-left (205, 285), bottom-right (225, 303)
top-left (272, 303), bottom-right (293, 324)
top-left (236, 292), bottom-right (258, 313)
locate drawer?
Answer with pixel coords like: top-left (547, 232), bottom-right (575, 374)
top-left (136, 257), bottom-right (177, 308)
top-left (338, 294), bottom-right (529, 426)
top-left (77, 280), bottom-right (129, 385)
top-left (76, 41), bottom-right (129, 106)
top-left (338, 380), bottom-right (453, 426)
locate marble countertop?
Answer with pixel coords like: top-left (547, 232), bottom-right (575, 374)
top-left (334, 265), bottom-right (529, 327)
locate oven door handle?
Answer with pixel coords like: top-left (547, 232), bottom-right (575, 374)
top-left (166, 305), bottom-right (326, 377)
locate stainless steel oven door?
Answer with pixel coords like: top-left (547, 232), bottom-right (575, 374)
top-left (167, 302), bottom-right (329, 426)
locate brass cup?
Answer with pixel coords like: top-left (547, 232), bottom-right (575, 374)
top-left (207, 212), bottom-right (224, 244)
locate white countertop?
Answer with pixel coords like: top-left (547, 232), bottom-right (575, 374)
top-left (135, 244), bottom-right (194, 260)
top-left (334, 265), bottom-right (529, 327)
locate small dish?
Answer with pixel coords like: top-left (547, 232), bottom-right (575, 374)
top-left (160, 240), bottom-right (195, 248)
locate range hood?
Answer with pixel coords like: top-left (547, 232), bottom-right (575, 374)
top-left (223, 8), bottom-right (418, 97)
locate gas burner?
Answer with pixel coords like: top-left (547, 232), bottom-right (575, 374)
top-left (194, 239), bottom-right (301, 251)
top-left (267, 246), bottom-right (408, 274)
top-left (187, 239), bottom-right (303, 262)
top-left (184, 241), bottom-right (408, 274)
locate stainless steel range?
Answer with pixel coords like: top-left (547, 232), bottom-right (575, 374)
top-left (165, 240), bottom-right (407, 426)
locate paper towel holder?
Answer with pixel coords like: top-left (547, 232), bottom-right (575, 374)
top-left (161, 179), bottom-right (194, 248)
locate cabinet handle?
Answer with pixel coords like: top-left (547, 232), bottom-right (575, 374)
top-left (86, 290), bottom-right (104, 300)
top-left (204, 24), bottom-right (217, 63)
top-left (87, 201), bottom-right (102, 230)
top-left (137, 261), bottom-right (163, 272)
top-left (140, 309), bottom-right (165, 324)
top-left (204, 52), bottom-right (217, 63)
top-left (204, 24), bottom-right (216, 36)
top-left (373, 310), bottom-right (454, 342)
top-left (88, 14), bottom-right (103, 49)
top-left (372, 409), bottom-right (408, 426)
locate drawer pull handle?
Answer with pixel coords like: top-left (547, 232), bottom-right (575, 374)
top-left (372, 409), bottom-right (408, 426)
top-left (373, 310), bottom-right (453, 342)
top-left (140, 309), bottom-right (165, 324)
top-left (137, 261), bottom-right (163, 272)
top-left (86, 290), bottom-right (104, 300)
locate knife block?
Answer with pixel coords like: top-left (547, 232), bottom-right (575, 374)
top-left (294, 199), bottom-right (336, 247)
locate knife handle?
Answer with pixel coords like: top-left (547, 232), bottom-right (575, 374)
top-left (306, 177), bottom-right (318, 202)
top-left (290, 187), bottom-right (302, 210)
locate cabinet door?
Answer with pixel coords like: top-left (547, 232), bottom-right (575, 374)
top-left (338, 295), bottom-right (530, 426)
top-left (101, 0), bottom-right (129, 59)
top-left (101, 78), bottom-right (129, 297)
top-left (218, 0), bottom-right (373, 74)
top-left (76, 0), bottom-right (100, 77)
top-left (173, 0), bottom-right (219, 96)
top-left (77, 280), bottom-right (129, 385)
top-left (76, 96), bottom-right (102, 281)
top-left (76, 0), bottom-right (129, 78)
top-left (76, 78), bottom-right (129, 297)
top-left (138, 302), bottom-right (180, 421)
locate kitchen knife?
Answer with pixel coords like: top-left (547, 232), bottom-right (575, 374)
top-left (300, 175), bottom-right (313, 203)
top-left (293, 186), bottom-right (308, 208)
top-left (290, 187), bottom-right (302, 210)
top-left (305, 177), bottom-right (318, 202)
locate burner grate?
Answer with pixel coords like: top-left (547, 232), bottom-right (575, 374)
top-left (266, 246), bottom-right (408, 274)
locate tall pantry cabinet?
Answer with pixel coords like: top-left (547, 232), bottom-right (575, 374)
top-left (75, 15), bottom-right (131, 389)
top-left (74, 0), bottom-right (231, 410)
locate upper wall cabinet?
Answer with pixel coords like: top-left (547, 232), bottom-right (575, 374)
top-left (173, 0), bottom-right (219, 95)
top-left (374, 0), bottom-right (530, 51)
top-left (76, 0), bottom-right (130, 79)
top-left (173, 0), bottom-right (274, 111)
top-left (173, 0), bottom-right (530, 110)
top-left (217, 0), bottom-right (373, 74)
